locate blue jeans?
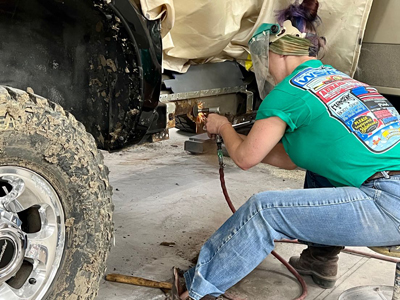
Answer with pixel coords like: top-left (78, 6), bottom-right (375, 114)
top-left (184, 174), bottom-right (400, 299)
top-left (300, 171), bottom-right (335, 247)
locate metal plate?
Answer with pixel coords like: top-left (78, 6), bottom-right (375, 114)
top-left (339, 285), bottom-right (393, 300)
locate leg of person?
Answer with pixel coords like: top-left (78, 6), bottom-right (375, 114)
top-left (183, 178), bottom-right (400, 300)
top-left (291, 170), bottom-right (342, 288)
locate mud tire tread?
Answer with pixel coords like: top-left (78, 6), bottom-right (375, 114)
top-left (0, 86), bottom-right (114, 300)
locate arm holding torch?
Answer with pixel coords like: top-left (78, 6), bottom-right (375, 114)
top-left (193, 106), bottom-right (236, 213)
top-left (194, 105), bottom-right (291, 170)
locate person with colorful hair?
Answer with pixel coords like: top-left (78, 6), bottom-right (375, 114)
top-left (173, 0), bottom-right (400, 299)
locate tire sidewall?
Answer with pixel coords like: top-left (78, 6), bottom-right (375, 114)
top-left (0, 87), bottom-right (113, 299)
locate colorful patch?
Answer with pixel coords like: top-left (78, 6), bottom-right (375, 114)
top-left (290, 66), bottom-right (400, 153)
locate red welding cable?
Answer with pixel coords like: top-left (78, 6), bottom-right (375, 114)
top-left (271, 250), bottom-right (308, 300)
top-left (219, 167), bottom-right (308, 300)
top-left (219, 168), bottom-right (237, 214)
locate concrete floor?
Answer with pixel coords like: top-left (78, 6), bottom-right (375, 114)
top-left (97, 129), bottom-right (397, 300)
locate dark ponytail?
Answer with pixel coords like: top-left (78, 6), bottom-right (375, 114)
top-left (276, 0), bottom-right (326, 57)
top-left (300, 0), bottom-right (319, 26)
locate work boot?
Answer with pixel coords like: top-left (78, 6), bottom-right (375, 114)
top-left (171, 267), bottom-right (217, 300)
top-left (289, 246), bottom-right (344, 289)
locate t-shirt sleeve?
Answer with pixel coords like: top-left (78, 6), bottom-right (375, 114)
top-left (255, 88), bottom-right (311, 132)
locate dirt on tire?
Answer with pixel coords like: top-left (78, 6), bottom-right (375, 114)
top-left (0, 86), bottom-right (114, 299)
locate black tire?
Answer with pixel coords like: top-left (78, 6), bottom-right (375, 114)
top-left (175, 114), bottom-right (196, 133)
top-left (0, 86), bottom-right (113, 299)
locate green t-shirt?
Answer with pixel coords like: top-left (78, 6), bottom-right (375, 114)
top-left (256, 60), bottom-right (400, 187)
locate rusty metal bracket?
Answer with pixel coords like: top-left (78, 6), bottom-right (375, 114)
top-left (159, 86), bottom-right (247, 103)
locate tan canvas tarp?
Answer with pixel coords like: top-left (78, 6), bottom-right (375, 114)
top-left (139, 0), bottom-right (373, 76)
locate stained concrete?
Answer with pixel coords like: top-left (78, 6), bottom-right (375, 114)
top-left (98, 129), bottom-right (396, 300)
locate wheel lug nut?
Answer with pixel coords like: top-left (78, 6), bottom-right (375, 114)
top-left (29, 278), bottom-right (36, 285)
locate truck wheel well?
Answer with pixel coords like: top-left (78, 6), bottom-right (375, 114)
top-left (0, 0), bottom-right (141, 149)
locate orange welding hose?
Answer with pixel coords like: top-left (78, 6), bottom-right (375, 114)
top-left (219, 167), bottom-right (308, 300)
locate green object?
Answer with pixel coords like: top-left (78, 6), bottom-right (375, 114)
top-left (216, 136), bottom-right (224, 166)
top-left (255, 59), bottom-right (400, 187)
top-left (217, 149), bottom-right (224, 166)
top-left (250, 23), bottom-right (280, 43)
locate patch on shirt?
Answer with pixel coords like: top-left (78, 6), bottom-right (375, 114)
top-left (290, 66), bottom-right (400, 153)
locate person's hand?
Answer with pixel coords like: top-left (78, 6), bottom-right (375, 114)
top-left (205, 114), bottom-right (231, 137)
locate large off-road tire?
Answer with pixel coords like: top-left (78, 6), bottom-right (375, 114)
top-left (0, 86), bottom-right (113, 299)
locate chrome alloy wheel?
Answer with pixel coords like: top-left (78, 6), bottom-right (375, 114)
top-left (0, 167), bottom-right (65, 300)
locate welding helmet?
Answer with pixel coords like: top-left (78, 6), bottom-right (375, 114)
top-left (248, 20), bottom-right (306, 99)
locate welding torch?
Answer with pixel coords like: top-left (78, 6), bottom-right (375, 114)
top-left (193, 106), bottom-right (225, 167)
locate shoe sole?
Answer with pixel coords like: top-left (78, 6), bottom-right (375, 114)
top-left (295, 269), bottom-right (336, 289)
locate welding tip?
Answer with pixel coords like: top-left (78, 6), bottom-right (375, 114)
top-left (193, 106), bottom-right (220, 117)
